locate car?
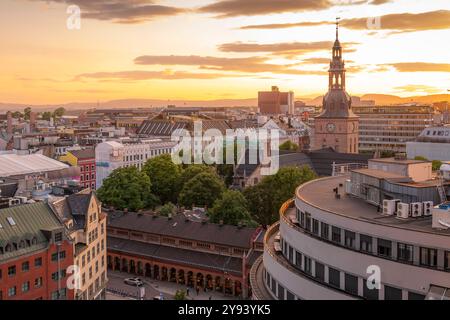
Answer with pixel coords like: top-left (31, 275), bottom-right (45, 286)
top-left (124, 277), bottom-right (144, 287)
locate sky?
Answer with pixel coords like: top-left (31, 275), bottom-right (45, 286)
top-left (0, 0), bottom-right (449, 104)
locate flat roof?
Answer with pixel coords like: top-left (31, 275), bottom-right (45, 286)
top-left (352, 168), bottom-right (406, 179)
top-left (0, 154), bottom-right (69, 177)
top-left (369, 158), bottom-right (428, 165)
top-left (296, 175), bottom-right (450, 236)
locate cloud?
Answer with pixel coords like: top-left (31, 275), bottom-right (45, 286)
top-left (394, 84), bottom-right (442, 94)
top-left (198, 0), bottom-right (331, 18)
top-left (239, 10), bottom-right (450, 33)
top-left (30, 0), bottom-right (185, 24)
top-left (134, 54), bottom-right (327, 75)
top-left (388, 63), bottom-right (450, 73)
top-left (74, 70), bottom-right (245, 80)
top-left (218, 41), bottom-right (337, 53)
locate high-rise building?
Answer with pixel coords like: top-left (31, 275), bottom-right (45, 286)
top-left (313, 19), bottom-right (359, 153)
top-left (258, 87), bottom-right (294, 115)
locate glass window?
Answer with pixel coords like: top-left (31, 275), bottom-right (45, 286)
top-left (312, 219), bottom-right (319, 235)
top-left (277, 283), bottom-right (285, 300)
top-left (363, 280), bottom-right (379, 300)
top-left (8, 286), bottom-right (16, 297)
top-left (35, 277), bottom-right (43, 288)
top-left (315, 262), bottom-right (325, 282)
top-left (22, 261), bottom-right (30, 272)
top-left (22, 281), bottom-right (30, 293)
top-left (295, 251), bottom-right (302, 269)
top-left (331, 226), bottom-right (341, 243)
top-left (345, 274), bottom-right (358, 296)
top-left (360, 234), bottom-right (372, 253)
top-left (397, 243), bottom-right (413, 263)
top-left (304, 256), bottom-right (312, 275)
top-left (305, 213), bottom-right (311, 232)
top-left (286, 291), bottom-right (295, 300)
top-left (420, 247), bottom-right (437, 267)
top-left (328, 267), bottom-right (340, 289)
top-left (8, 266), bottom-right (16, 277)
top-left (445, 251), bottom-right (450, 270)
top-left (385, 285), bottom-right (402, 300)
top-left (321, 222), bottom-right (329, 239)
top-left (344, 231), bottom-right (355, 249)
top-left (377, 239), bottom-right (392, 258)
top-left (408, 292), bottom-right (425, 300)
top-left (34, 257), bottom-right (42, 267)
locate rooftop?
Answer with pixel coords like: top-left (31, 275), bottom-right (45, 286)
top-left (296, 175), bottom-right (450, 236)
top-left (0, 153), bottom-right (69, 177)
top-left (69, 148), bottom-right (95, 160)
top-left (369, 158), bottom-right (428, 165)
top-left (107, 211), bottom-right (259, 249)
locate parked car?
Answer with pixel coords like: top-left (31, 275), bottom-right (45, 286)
top-left (124, 277), bottom-right (144, 287)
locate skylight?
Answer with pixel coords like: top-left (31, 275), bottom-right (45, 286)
top-left (7, 217), bottom-right (16, 226)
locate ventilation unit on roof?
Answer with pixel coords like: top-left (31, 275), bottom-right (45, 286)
top-left (423, 201), bottom-right (433, 216)
top-left (410, 202), bottom-right (423, 218)
top-left (382, 199), bottom-right (399, 216)
top-left (396, 203), bottom-right (410, 219)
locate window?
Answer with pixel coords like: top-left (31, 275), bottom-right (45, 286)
top-left (305, 213), bottom-right (311, 232)
top-left (8, 286), bottom-right (16, 297)
top-left (22, 281), bottom-right (30, 293)
top-left (82, 255), bottom-right (86, 267)
top-left (385, 286), bottom-right (402, 300)
top-left (360, 234), bottom-right (372, 253)
top-left (320, 222), bottom-right (329, 239)
top-left (22, 261), bottom-right (29, 272)
top-left (397, 243), bottom-right (413, 263)
top-left (328, 267), bottom-right (340, 289)
top-left (445, 251), bottom-right (450, 270)
top-left (363, 280), bottom-right (379, 300)
top-left (312, 219), bottom-right (319, 235)
top-left (408, 291), bottom-right (425, 300)
top-left (304, 256), bottom-right (312, 275)
top-left (54, 232), bottom-right (63, 243)
top-left (35, 277), bottom-right (43, 288)
top-left (331, 226), bottom-right (341, 243)
top-left (377, 239), bottom-right (392, 258)
top-left (344, 231), bottom-right (355, 249)
top-left (34, 257), bottom-right (42, 267)
top-left (315, 262), bottom-right (325, 282)
top-left (295, 251), bottom-right (302, 269)
top-left (299, 212), bottom-right (305, 227)
top-left (420, 247), bottom-right (437, 267)
top-left (277, 283), bottom-right (285, 300)
top-left (345, 274), bottom-right (358, 295)
top-left (286, 291), bottom-right (295, 300)
top-left (8, 265), bottom-right (16, 277)
top-left (51, 251), bottom-right (66, 261)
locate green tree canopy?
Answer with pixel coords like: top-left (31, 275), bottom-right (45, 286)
top-left (244, 166), bottom-right (316, 226)
top-left (157, 202), bottom-right (176, 217)
top-left (53, 107), bottom-right (66, 118)
top-left (279, 140), bottom-right (299, 151)
top-left (179, 164), bottom-right (215, 189)
top-left (96, 167), bottom-right (157, 211)
top-left (174, 290), bottom-right (186, 300)
top-left (142, 154), bottom-right (182, 204)
top-left (41, 111), bottom-right (53, 121)
top-left (179, 171), bottom-right (225, 209)
top-left (432, 160), bottom-right (443, 171)
top-left (208, 190), bottom-right (257, 226)
top-left (24, 107), bottom-right (31, 120)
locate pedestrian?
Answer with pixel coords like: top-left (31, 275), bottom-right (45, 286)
top-left (208, 296), bottom-right (212, 300)
top-left (186, 288), bottom-right (190, 296)
top-left (196, 287), bottom-right (200, 296)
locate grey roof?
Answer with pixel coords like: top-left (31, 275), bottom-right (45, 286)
top-left (69, 149), bottom-right (95, 160)
top-left (317, 89), bottom-right (358, 118)
top-left (308, 148), bottom-right (372, 176)
top-left (108, 212), bottom-right (258, 249)
top-left (138, 120), bottom-right (188, 136)
top-left (108, 236), bottom-right (243, 276)
top-left (0, 202), bottom-right (63, 262)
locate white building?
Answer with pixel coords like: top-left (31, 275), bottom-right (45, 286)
top-left (406, 126), bottom-right (450, 161)
top-left (95, 139), bottom-right (176, 189)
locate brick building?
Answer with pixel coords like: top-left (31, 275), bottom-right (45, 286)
top-left (0, 202), bottom-right (74, 300)
top-left (60, 149), bottom-right (96, 190)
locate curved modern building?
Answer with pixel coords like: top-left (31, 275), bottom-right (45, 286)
top-left (250, 157), bottom-right (450, 300)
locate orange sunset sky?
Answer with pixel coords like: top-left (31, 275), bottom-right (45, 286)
top-left (0, 0), bottom-right (449, 105)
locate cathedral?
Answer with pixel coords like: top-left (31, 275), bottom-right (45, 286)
top-left (313, 19), bottom-right (359, 154)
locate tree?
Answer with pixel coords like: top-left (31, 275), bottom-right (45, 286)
top-left (158, 202), bottom-right (176, 217)
top-left (414, 156), bottom-right (428, 161)
top-left (174, 290), bottom-right (186, 300)
top-left (179, 172), bottom-right (225, 209)
top-left (279, 140), bottom-right (299, 151)
top-left (179, 164), bottom-right (214, 189)
top-left (142, 154), bottom-right (181, 204)
top-left (208, 190), bottom-right (257, 226)
top-left (244, 166), bottom-right (316, 225)
top-left (12, 111), bottom-right (23, 119)
top-left (41, 111), bottom-right (53, 121)
top-left (53, 107), bottom-right (66, 118)
top-left (96, 167), bottom-right (157, 211)
top-left (432, 160), bottom-right (443, 171)
top-left (23, 107), bottom-right (31, 120)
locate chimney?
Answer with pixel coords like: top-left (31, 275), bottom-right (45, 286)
top-left (7, 111), bottom-right (12, 135)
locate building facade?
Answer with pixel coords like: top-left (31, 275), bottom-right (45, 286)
top-left (250, 158), bottom-right (450, 300)
top-left (406, 125), bottom-right (450, 161)
top-left (258, 87), bottom-right (294, 115)
top-left (50, 191), bottom-right (108, 300)
top-left (60, 149), bottom-right (96, 190)
top-left (95, 139), bottom-right (176, 189)
top-left (313, 21), bottom-right (359, 154)
top-left (0, 202), bottom-right (74, 300)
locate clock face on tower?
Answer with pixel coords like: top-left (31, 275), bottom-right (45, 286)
top-left (326, 123), bottom-right (336, 133)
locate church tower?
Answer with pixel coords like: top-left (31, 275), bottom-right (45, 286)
top-left (313, 18), bottom-right (359, 153)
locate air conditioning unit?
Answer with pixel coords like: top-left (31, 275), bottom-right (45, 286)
top-left (410, 202), bottom-right (423, 217)
top-left (383, 199), bottom-right (400, 216)
top-left (344, 179), bottom-right (352, 195)
top-left (396, 202), bottom-right (410, 219)
top-left (423, 201), bottom-right (433, 216)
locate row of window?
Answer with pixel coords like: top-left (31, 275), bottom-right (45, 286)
top-left (81, 239), bottom-right (105, 267)
top-left (0, 277), bottom-right (43, 299)
top-left (123, 148), bottom-right (172, 162)
top-left (296, 210), bottom-right (450, 270)
top-left (1, 252), bottom-right (64, 280)
top-left (80, 165), bottom-right (95, 172)
top-left (80, 173), bottom-right (95, 182)
top-left (278, 238), bottom-right (426, 300)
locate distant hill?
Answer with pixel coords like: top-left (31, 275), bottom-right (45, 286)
top-left (0, 94), bottom-right (448, 112)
